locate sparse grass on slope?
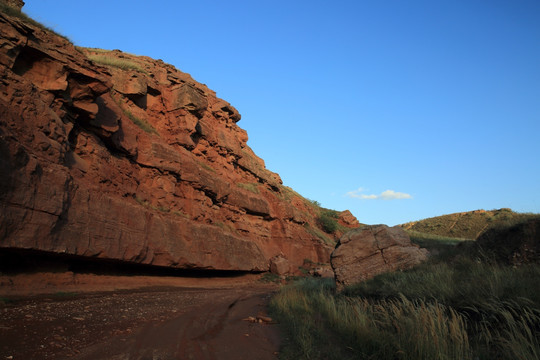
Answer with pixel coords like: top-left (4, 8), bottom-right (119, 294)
top-left (400, 208), bottom-right (540, 239)
top-left (237, 182), bottom-right (259, 194)
top-left (77, 47), bottom-right (112, 54)
top-left (87, 54), bottom-right (146, 73)
top-left (122, 107), bottom-right (157, 134)
top-left (407, 229), bottom-right (471, 261)
top-left (0, 3), bottom-right (71, 42)
top-left (270, 230), bottom-right (540, 360)
top-left (110, 93), bottom-right (157, 135)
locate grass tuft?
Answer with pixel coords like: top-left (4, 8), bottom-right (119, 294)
top-left (125, 109), bottom-right (156, 134)
top-left (111, 94), bottom-right (157, 135)
top-left (172, 210), bottom-right (190, 219)
top-left (237, 182), bottom-right (259, 194)
top-left (123, 108), bottom-right (156, 134)
top-left (87, 54), bottom-right (146, 73)
top-left (304, 223), bottom-right (334, 245)
top-left (196, 160), bottom-right (216, 173)
top-left (77, 47), bottom-right (112, 54)
top-left (259, 272), bottom-right (280, 283)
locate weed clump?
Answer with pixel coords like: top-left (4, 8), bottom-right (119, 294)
top-left (122, 107), bottom-right (157, 134)
top-left (87, 54), bottom-right (146, 73)
top-left (110, 93), bottom-right (157, 135)
top-left (237, 182), bottom-right (259, 194)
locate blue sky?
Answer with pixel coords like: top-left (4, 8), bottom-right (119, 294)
top-left (23, 1), bottom-right (540, 225)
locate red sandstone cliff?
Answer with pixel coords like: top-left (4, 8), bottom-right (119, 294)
top-left (0, 9), bottom-right (359, 273)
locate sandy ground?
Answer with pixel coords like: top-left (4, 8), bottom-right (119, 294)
top-left (0, 273), bottom-right (282, 360)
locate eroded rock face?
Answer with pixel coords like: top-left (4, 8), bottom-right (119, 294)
top-left (331, 225), bottom-right (428, 290)
top-left (0, 10), bottom-right (359, 272)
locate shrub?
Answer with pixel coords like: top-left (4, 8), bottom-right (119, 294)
top-left (308, 199), bottom-right (321, 207)
top-left (318, 210), bottom-right (339, 233)
top-left (259, 272), bottom-right (280, 283)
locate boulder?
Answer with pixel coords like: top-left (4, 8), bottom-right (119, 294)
top-left (331, 225), bottom-right (428, 290)
top-left (270, 256), bottom-right (289, 275)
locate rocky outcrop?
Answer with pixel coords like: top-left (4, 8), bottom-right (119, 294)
top-left (331, 225), bottom-right (428, 289)
top-left (0, 10), bottom-right (359, 273)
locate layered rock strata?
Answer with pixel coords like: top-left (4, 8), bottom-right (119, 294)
top-left (0, 10), bottom-right (359, 273)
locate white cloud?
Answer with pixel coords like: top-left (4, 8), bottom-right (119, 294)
top-left (346, 188), bottom-right (412, 200)
top-left (379, 190), bottom-right (412, 200)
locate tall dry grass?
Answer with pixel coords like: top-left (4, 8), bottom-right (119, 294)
top-left (87, 54), bottom-right (146, 73)
top-left (271, 278), bottom-right (475, 359)
top-left (271, 245), bottom-right (540, 359)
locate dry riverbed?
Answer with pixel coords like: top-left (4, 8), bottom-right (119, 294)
top-left (0, 273), bottom-right (281, 360)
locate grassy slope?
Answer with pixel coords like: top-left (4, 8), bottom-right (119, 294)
top-left (0, 3), bottom-right (71, 41)
top-left (270, 218), bottom-right (540, 360)
top-left (400, 208), bottom-right (539, 239)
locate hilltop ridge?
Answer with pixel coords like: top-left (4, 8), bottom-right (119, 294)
top-left (400, 208), bottom-right (538, 239)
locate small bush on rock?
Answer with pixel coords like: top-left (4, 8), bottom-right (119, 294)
top-left (318, 210), bottom-right (339, 233)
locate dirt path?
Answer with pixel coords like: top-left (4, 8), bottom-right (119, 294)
top-left (0, 274), bottom-right (282, 360)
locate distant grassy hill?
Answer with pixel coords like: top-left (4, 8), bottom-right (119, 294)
top-left (399, 208), bottom-right (539, 240)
